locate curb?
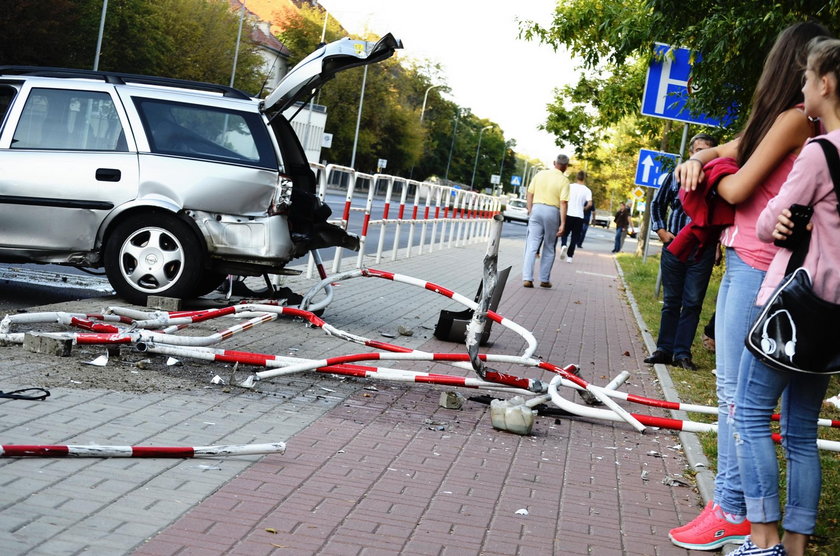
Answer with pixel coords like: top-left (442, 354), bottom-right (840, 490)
top-left (613, 256), bottom-right (715, 503)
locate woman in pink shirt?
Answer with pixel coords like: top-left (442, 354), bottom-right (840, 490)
top-left (731, 37), bottom-right (840, 556)
top-left (667, 21), bottom-right (830, 552)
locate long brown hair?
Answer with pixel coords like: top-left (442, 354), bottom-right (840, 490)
top-left (738, 21), bottom-right (830, 165)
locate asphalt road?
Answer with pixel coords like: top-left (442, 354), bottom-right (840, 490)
top-left (0, 190), bottom-right (635, 313)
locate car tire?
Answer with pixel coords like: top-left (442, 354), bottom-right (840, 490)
top-left (105, 212), bottom-right (205, 305)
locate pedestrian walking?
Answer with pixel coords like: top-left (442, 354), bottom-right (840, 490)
top-left (559, 171), bottom-right (592, 263)
top-left (611, 202), bottom-right (632, 253)
top-left (521, 154), bottom-right (570, 288)
top-left (730, 36), bottom-right (840, 556)
top-left (668, 21), bottom-right (831, 552)
top-left (644, 133), bottom-right (717, 371)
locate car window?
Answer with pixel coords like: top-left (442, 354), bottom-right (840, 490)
top-left (0, 85), bottom-right (16, 128)
top-left (11, 88), bottom-right (127, 151)
top-left (134, 98), bottom-right (277, 169)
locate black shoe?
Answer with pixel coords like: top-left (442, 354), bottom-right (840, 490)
top-left (643, 350), bottom-right (672, 365)
top-left (673, 357), bottom-right (698, 371)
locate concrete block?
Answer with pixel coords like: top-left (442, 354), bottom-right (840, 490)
top-left (147, 296), bottom-right (181, 311)
top-left (22, 332), bottom-right (72, 357)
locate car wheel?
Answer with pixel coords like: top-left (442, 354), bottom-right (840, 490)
top-left (105, 213), bottom-right (204, 305)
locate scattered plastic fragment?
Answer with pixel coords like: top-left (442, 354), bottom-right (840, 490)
top-left (662, 475), bottom-right (691, 487)
top-left (210, 375), bottom-right (225, 385)
top-left (84, 354), bottom-right (108, 367)
top-left (166, 357), bottom-right (182, 366)
top-left (515, 508), bottom-right (529, 516)
top-left (490, 396), bottom-right (536, 435)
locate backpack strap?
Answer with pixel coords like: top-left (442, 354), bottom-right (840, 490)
top-left (812, 138), bottom-right (840, 217)
top-left (786, 138), bottom-right (840, 273)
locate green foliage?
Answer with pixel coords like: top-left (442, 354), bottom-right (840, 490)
top-left (523, 1), bottom-right (840, 145)
top-left (276, 5), bottom-right (510, 184)
top-left (0, 0), bottom-right (266, 94)
top-left (520, 0), bottom-right (840, 207)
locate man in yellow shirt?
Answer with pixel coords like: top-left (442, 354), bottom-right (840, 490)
top-left (522, 154), bottom-right (570, 288)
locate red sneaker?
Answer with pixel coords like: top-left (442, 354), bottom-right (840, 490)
top-left (669, 500), bottom-right (715, 536)
top-left (669, 504), bottom-right (749, 550)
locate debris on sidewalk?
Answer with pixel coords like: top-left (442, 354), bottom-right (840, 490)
top-left (490, 396), bottom-right (536, 435)
top-left (439, 391), bottom-right (465, 409)
top-left (662, 475), bottom-right (692, 487)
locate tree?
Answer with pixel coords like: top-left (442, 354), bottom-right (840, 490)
top-left (523, 0), bottom-right (840, 152)
top-left (275, 3), bottom-right (512, 182)
top-left (0, 0), bottom-right (266, 93)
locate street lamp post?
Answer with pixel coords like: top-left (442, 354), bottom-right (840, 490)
top-left (470, 125), bottom-right (493, 189)
top-left (420, 85), bottom-right (442, 122)
top-left (229, 0), bottom-right (246, 87)
top-left (444, 108), bottom-right (468, 182)
top-left (93, 0), bottom-right (109, 71)
top-left (302, 6), bottom-right (329, 158)
top-left (497, 140), bottom-right (507, 195)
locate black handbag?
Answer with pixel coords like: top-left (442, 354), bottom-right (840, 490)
top-left (745, 138), bottom-right (840, 374)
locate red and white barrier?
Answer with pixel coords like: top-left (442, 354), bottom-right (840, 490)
top-left (0, 442), bottom-right (286, 458)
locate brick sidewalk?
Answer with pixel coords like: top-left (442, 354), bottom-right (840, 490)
top-left (132, 235), bottom-right (706, 555)
top-left (0, 229), bottom-right (710, 555)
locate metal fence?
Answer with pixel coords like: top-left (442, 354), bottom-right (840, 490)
top-left (305, 163), bottom-right (504, 277)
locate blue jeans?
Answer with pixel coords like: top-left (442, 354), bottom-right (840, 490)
top-left (656, 244), bottom-right (715, 359)
top-left (522, 204), bottom-right (559, 283)
top-left (613, 226), bottom-right (626, 252)
top-left (714, 249), bottom-right (766, 516)
top-left (734, 353), bottom-right (829, 534)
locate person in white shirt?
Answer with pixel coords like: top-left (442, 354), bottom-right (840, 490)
top-left (559, 171), bottom-right (592, 263)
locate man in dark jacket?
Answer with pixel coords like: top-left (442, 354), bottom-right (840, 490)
top-left (644, 133), bottom-right (717, 370)
top-left (611, 203), bottom-right (631, 253)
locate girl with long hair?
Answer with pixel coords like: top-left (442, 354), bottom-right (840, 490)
top-left (667, 21), bottom-right (831, 552)
top-left (731, 36), bottom-right (840, 556)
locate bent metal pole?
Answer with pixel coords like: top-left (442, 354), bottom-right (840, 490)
top-left (0, 442), bottom-right (286, 458)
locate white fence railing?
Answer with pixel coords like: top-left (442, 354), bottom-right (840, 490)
top-left (305, 163), bottom-right (504, 278)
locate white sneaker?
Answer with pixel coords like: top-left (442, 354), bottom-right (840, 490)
top-left (566, 257), bottom-right (573, 263)
top-left (559, 245), bottom-right (567, 259)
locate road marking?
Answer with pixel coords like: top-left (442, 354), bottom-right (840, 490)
top-left (577, 271), bottom-right (616, 279)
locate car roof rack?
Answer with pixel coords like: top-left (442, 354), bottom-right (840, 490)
top-left (0, 66), bottom-right (252, 100)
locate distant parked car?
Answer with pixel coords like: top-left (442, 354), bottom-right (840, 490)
top-left (502, 198), bottom-right (528, 223)
top-left (593, 210), bottom-right (612, 227)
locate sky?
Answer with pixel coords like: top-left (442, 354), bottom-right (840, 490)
top-left (317, 0), bottom-right (578, 166)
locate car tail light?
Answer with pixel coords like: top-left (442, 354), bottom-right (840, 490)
top-left (269, 174), bottom-right (293, 215)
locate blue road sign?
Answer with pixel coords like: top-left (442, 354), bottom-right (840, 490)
top-left (510, 175), bottom-right (522, 186)
top-left (642, 43), bottom-right (732, 127)
top-left (635, 149), bottom-right (679, 188)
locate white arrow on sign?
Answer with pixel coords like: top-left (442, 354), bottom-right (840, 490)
top-left (641, 154), bottom-right (655, 183)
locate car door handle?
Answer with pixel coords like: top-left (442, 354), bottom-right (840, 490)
top-left (96, 168), bottom-right (122, 182)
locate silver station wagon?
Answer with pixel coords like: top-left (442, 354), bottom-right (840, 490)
top-left (0, 34), bottom-right (401, 304)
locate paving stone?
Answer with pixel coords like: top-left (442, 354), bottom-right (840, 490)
top-left (0, 236), bottom-right (704, 554)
